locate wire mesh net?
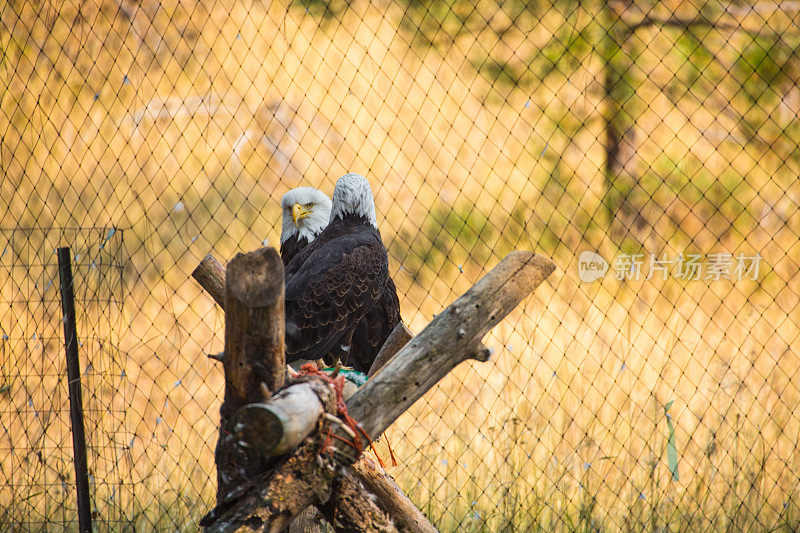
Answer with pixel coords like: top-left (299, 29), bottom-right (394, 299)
top-left (2, 0), bottom-right (800, 530)
top-left (0, 228), bottom-right (128, 529)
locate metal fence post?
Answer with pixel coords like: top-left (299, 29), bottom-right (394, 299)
top-left (57, 246), bottom-right (92, 533)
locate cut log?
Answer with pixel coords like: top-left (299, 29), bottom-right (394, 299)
top-left (234, 382), bottom-right (328, 458)
top-left (233, 370), bottom-right (365, 458)
top-left (215, 248), bottom-right (286, 503)
top-left (347, 251), bottom-right (556, 443)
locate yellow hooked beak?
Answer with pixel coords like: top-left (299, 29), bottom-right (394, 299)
top-left (292, 203), bottom-right (310, 225)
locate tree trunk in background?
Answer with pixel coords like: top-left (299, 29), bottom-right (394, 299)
top-left (601, 2), bottom-right (642, 244)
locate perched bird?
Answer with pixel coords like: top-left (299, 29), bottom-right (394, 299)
top-left (279, 187), bottom-right (332, 266)
top-left (349, 274), bottom-right (401, 373)
top-left (283, 173), bottom-right (400, 372)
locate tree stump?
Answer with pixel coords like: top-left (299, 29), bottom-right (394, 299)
top-left (215, 248), bottom-right (286, 502)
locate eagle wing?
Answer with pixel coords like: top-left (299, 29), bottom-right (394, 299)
top-left (285, 233), bottom-right (388, 363)
top-left (348, 277), bottom-right (401, 372)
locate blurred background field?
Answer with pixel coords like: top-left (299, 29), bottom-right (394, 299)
top-left (2, 0), bottom-right (800, 530)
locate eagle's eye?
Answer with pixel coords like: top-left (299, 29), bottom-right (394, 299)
top-left (304, 202), bottom-right (314, 209)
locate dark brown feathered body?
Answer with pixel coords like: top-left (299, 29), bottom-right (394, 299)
top-left (284, 215), bottom-right (390, 365)
top-left (279, 234), bottom-right (310, 266)
top-left (349, 277), bottom-right (400, 372)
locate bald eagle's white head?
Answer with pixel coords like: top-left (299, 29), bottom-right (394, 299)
top-left (280, 187), bottom-right (332, 244)
top-left (329, 172), bottom-right (378, 228)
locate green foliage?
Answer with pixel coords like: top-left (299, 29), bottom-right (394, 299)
top-left (733, 35), bottom-right (800, 150)
top-left (390, 201), bottom-right (531, 283)
top-left (293, 0), bottom-right (352, 20)
top-left (672, 30), bottom-right (718, 93)
top-left (390, 203), bottom-right (492, 282)
top-left (478, 5), bottom-right (597, 86)
top-left (736, 35), bottom-right (796, 106)
top-left (399, 0), bottom-right (478, 50)
top-left (474, 57), bottom-right (529, 91)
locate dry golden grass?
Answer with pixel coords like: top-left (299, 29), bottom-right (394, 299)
top-left (2, 0), bottom-right (800, 530)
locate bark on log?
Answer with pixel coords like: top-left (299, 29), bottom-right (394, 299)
top-left (352, 454), bottom-right (437, 533)
top-left (215, 248), bottom-right (286, 503)
top-left (192, 253), bottom-right (226, 309)
top-left (347, 251), bottom-right (556, 442)
top-left (368, 322), bottom-right (413, 377)
top-left (318, 470), bottom-right (398, 533)
top-left (288, 508), bottom-right (326, 533)
top-left (204, 421), bottom-right (401, 533)
top-left (203, 437), bottom-right (337, 532)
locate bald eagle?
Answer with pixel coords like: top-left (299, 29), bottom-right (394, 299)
top-left (350, 275), bottom-right (401, 373)
top-left (283, 173), bottom-right (400, 372)
top-left (279, 187), bottom-right (332, 266)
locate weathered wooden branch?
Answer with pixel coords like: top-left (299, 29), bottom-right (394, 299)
top-left (348, 251), bottom-right (555, 442)
top-left (318, 468), bottom-right (398, 533)
top-left (192, 254), bottom-right (228, 362)
top-left (192, 253), bottom-right (226, 309)
top-left (352, 454), bottom-right (437, 533)
top-left (215, 248), bottom-right (286, 503)
top-left (368, 322), bottom-right (413, 377)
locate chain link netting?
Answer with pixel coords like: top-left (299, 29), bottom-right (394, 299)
top-left (2, 0), bottom-right (800, 530)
